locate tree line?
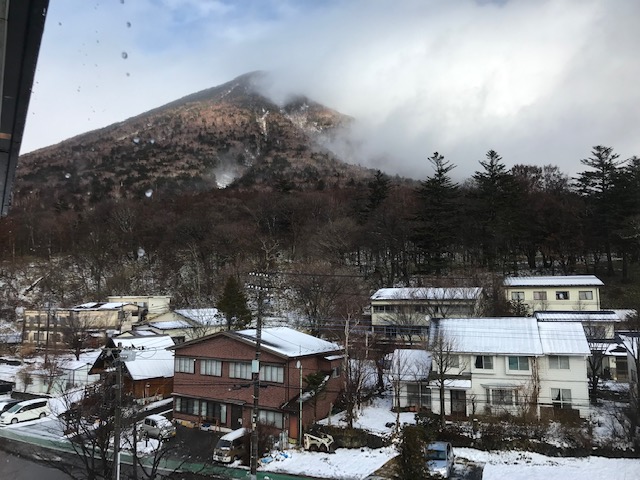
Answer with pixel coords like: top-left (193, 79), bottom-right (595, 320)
top-left (1, 145), bottom-right (639, 314)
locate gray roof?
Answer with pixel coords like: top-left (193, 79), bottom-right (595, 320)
top-left (371, 287), bottom-right (482, 301)
top-left (503, 275), bottom-right (603, 287)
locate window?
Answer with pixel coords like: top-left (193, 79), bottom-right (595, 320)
top-left (549, 355), bottom-right (570, 370)
top-left (260, 364), bottom-right (284, 383)
top-left (508, 356), bottom-right (529, 371)
top-left (200, 359), bottom-right (222, 376)
top-left (449, 355), bottom-right (459, 369)
top-left (489, 388), bottom-right (516, 406)
top-left (475, 355), bottom-right (493, 369)
top-left (555, 291), bottom-right (569, 300)
top-left (406, 383), bottom-right (431, 409)
top-left (552, 388), bottom-right (572, 409)
top-left (175, 357), bottom-right (195, 373)
top-left (579, 290), bottom-right (593, 300)
top-left (533, 291), bottom-right (547, 301)
top-left (258, 410), bottom-right (284, 428)
top-left (200, 400), bottom-right (227, 425)
top-left (511, 291), bottom-right (525, 301)
top-left (175, 396), bottom-right (199, 415)
top-left (229, 362), bottom-right (252, 379)
top-left (332, 365), bottom-right (342, 378)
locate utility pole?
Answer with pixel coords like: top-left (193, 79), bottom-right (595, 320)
top-left (248, 272), bottom-right (268, 480)
top-left (112, 344), bottom-right (135, 480)
top-left (44, 301), bottom-right (51, 364)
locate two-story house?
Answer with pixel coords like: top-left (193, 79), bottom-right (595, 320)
top-left (391, 317), bottom-right (590, 419)
top-left (107, 295), bottom-right (172, 321)
top-left (503, 275), bottom-right (603, 314)
top-left (370, 287), bottom-right (483, 341)
top-left (21, 302), bottom-right (139, 348)
top-left (170, 327), bottom-right (343, 441)
top-left (136, 308), bottom-right (226, 344)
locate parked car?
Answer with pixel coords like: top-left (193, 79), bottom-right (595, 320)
top-left (425, 441), bottom-right (455, 478)
top-left (139, 414), bottom-right (176, 440)
top-left (0, 398), bottom-right (50, 425)
top-left (212, 428), bottom-right (249, 463)
top-left (0, 399), bottom-right (21, 414)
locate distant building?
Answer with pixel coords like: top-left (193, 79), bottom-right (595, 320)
top-left (107, 295), bottom-right (171, 321)
top-left (370, 287), bottom-right (483, 341)
top-left (503, 275), bottom-right (603, 314)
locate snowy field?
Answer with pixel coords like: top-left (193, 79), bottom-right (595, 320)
top-left (258, 395), bottom-right (640, 479)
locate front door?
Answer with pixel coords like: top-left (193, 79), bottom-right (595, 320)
top-left (231, 404), bottom-right (243, 429)
top-left (450, 390), bottom-right (466, 418)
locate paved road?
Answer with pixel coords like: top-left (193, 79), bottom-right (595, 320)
top-left (0, 448), bottom-right (71, 480)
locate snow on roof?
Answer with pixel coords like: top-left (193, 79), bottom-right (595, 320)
top-left (537, 322), bottom-right (591, 355)
top-left (175, 308), bottom-right (225, 326)
top-left (234, 327), bottom-right (342, 358)
top-left (371, 287), bottom-right (482, 301)
top-left (434, 318), bottom-right (590, 356)
top-left (534, 311), bottom-right (621, 323)
top-left (434, 318), bottom-right (543, 355)
top-left (611, 309), bottom-right (637, 321)
top-left (618, 333), bottom-right (640, 356)
top-left (503, 275), bottom-right (604, 287)
top-left (72, 302), bottom-right (133, 311)
top-left (148, 320), bottom-right (192, 330)
top-left (109, 335), bottom-right (175, 380)
top-left (388, 349), bottom-right (431, 381)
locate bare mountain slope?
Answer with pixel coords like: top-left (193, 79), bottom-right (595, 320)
top-left (15, 72), bottom-right (372, 208)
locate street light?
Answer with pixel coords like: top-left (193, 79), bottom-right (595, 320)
top-left (296, 360), bottom-right (302, 446)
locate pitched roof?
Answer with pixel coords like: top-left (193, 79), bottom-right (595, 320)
top-left (432, 317), bottom-right (590, 356)
top-left (503, 275), bottom-right (603, 287)
top-left (233, 327), bottom-right (342, 358)
top-left (534, 311), bottom-right (620, 323)
top-left (387, 349), bottom-right (431, 381)
top-left (109, 335), bottom-right (175, 380)
top-left (370, 287), bottom-right (482, 301)
top-left (175, 308), bottom-right (225, 326)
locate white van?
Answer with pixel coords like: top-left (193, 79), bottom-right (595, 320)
top-left (0, 398), bottom-right (50, 425)
top-left (212, 428), bottom-right (249, 463)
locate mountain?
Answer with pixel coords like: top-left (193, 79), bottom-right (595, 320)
top-left (14, 72), bottom-right (372, 208)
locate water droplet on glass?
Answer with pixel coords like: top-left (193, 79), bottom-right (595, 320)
top-left (64, 173), bottom-right (71, 179)
top-left (145, 189), bottom-right (153, 198)
top-left (126, 72), bottom-right (130, 77)
top-left (121, 52), bottom-right (128, 59)
top-left (126, 21), bottom-right (132, 28)
top-left (149, 139), bottom-right (155, 145)
top-left (137, 247), bottom-right (145, 259)
top-left (133, 137), bottom-right (140, 144)
top-left (58, 22), bottom-right (62, 26)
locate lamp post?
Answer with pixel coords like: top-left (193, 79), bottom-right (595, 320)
top-left (296, 360), bottom-right (302, 446)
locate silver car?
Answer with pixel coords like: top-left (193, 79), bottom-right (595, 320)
top-left (425, 441), bottom-right (455, 478)
top-left (139, 414), bottom-right (176, 440)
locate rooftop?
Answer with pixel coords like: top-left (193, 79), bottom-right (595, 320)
top-left (503, 275), bottom-right (604, 287)
top-left (371, 287), bottom-right (482, 301)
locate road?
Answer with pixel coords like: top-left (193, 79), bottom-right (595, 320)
top-left (0, 448), bottom-right (71, 480)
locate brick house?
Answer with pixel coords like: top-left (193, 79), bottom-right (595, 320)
top-left (170, 327), bottom-right (344, 441)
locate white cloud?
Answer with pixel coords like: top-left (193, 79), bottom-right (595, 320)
top-left (22, 0), bottom-right (640, 180)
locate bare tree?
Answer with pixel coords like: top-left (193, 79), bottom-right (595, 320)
top-left (428, 320), bottom-right (464, 428)
top-left (60, 310), bottom-right (93, 361)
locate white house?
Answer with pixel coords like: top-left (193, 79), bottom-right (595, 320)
top-left (503, 275), bottom-right (603, 314)
top-left (370, 287), bottom-right (483, 340)
top-left (408, 317), bottom-right (592, 419)
top-left (619, 333), bottom-right (640, 411)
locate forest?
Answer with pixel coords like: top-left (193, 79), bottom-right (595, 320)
top-left (1, 145), bottom-right (639, 320)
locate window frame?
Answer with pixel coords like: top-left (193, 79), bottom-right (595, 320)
top-left (259, 364), bottom-right (284, 383)
top-left (507, 356), bottom-right (529, 371)
top-left (551, 388), bottom-right (572, 409)
top-left (175, 356), bottom-right (195, 374)
top-left (578, 290), bottom-right (593, 300)
top-left (533, 291), bottom-right (547, 301)
top-left (511, 291), bottom-right (525, 301)
top-left (229, 361), bottom-right (252, 380)
top-left (200, 359), bottom-right (222, 377)
top-left (555, 291), bottom-right (570, 300)
top-left (548, 355), bottom-right (570, 370)
top-left (475, 355), bottom-right (494, 370)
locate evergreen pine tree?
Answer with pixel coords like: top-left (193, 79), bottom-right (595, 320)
top-left (217, 276), bottom-right (252, 330)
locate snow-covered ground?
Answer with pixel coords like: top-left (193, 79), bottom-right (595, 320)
top-left (259, 395), bottom-right (640, 479)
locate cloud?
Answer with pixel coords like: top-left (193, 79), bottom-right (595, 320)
top-left (22, 0), bottom-right (640, 181)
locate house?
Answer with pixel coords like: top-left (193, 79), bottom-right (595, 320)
top-left (534, 310), bottom-right (631, 381)
top-left (137, 308), bottom-right (226, 344)
top-left (20, 302), bottom-right (139, 348)
top-left (107, 295), bottom-right (172, 321)
top-left (370, 287), bottom-right (483, 341)
top-left (89, 334), bottom-right (175, 403)
top-left (170, 327), bottom-right (344, 441)
top-left (393, 318), bottom-right (591, 419)
top-left (387, 349), bottom-right (432, 411)
top-left (503, 275), bottom-right (603, 314)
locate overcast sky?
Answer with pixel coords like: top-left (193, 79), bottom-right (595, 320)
top-left (21, 0), bottom-right (640, 180)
